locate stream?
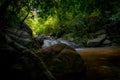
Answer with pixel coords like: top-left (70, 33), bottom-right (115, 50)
top-left (41, 37), bottom-right (119, 51)
top-left (41, 38), bottom-right (85, 50)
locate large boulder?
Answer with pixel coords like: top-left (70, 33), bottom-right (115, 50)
top-left (35, 43), bottom-right (86, 80)
top-left (0, 10), bottom-right (55, 80)
top-left (0, 45), bottom-right (56, 80)
top-left (0, 27), bottom-right (56, 80)
top-left (4, 23), bottom-right (43, 50)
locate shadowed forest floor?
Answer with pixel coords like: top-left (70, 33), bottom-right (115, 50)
top-left (77, 48), bottom-right (120, 80)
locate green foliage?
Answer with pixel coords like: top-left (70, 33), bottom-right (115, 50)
top-left (2, 0), bottom-right (119, 45)
top-left (105, 10), bottom-right (120, 44)
top-left (3, 10), bottom-right (20, 26)
top-left (109, 11), bottom-right (120, 22)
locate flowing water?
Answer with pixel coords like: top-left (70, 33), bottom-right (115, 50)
top-left (76, 47), bottom-right (120, 80)
top-left (42, 38), bottom-right (82, 49)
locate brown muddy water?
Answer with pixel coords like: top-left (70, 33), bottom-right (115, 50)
top-left (76, 47), bottom-right (120, 80)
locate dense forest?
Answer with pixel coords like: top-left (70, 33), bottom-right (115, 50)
top-left (0, 0), bottom-right (120, 80)
top-left (0, 0), bottom-right (120, 46)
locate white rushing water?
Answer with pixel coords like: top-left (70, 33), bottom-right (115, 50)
top-left (42, 38), bottom-right (83, 49)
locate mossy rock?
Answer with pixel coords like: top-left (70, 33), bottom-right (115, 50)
top-left (36, 43), bottom-right (86, 80)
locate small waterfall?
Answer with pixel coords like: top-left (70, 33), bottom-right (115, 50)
top-left (34, 35), bottom-right (84, 50)
top-left (42, 39), bottom-right (59, 48)
top-left (42, 38), bottom-right (83, 50)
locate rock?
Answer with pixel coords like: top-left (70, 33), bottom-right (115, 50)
top-left (102, 39), bottom-right (111, 47)
top-left (35, 43), bottom-right (86, 80)
top-left (33, 35), bottom-right (44, 48)
top-left (0, 11), bottom-right (55, 80)
top-left (6, 27), bottom-right (33, 49)
top-left (57, 38), bottom-right (82, 48)
top-left (87, 34), bottom-right (107, 47)
top-left (0, 46), bottom-right (56, 80)
top-left (5, 25), bottom-right (44, 50)
top-left (0, 30), bottom-right (56, 80)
